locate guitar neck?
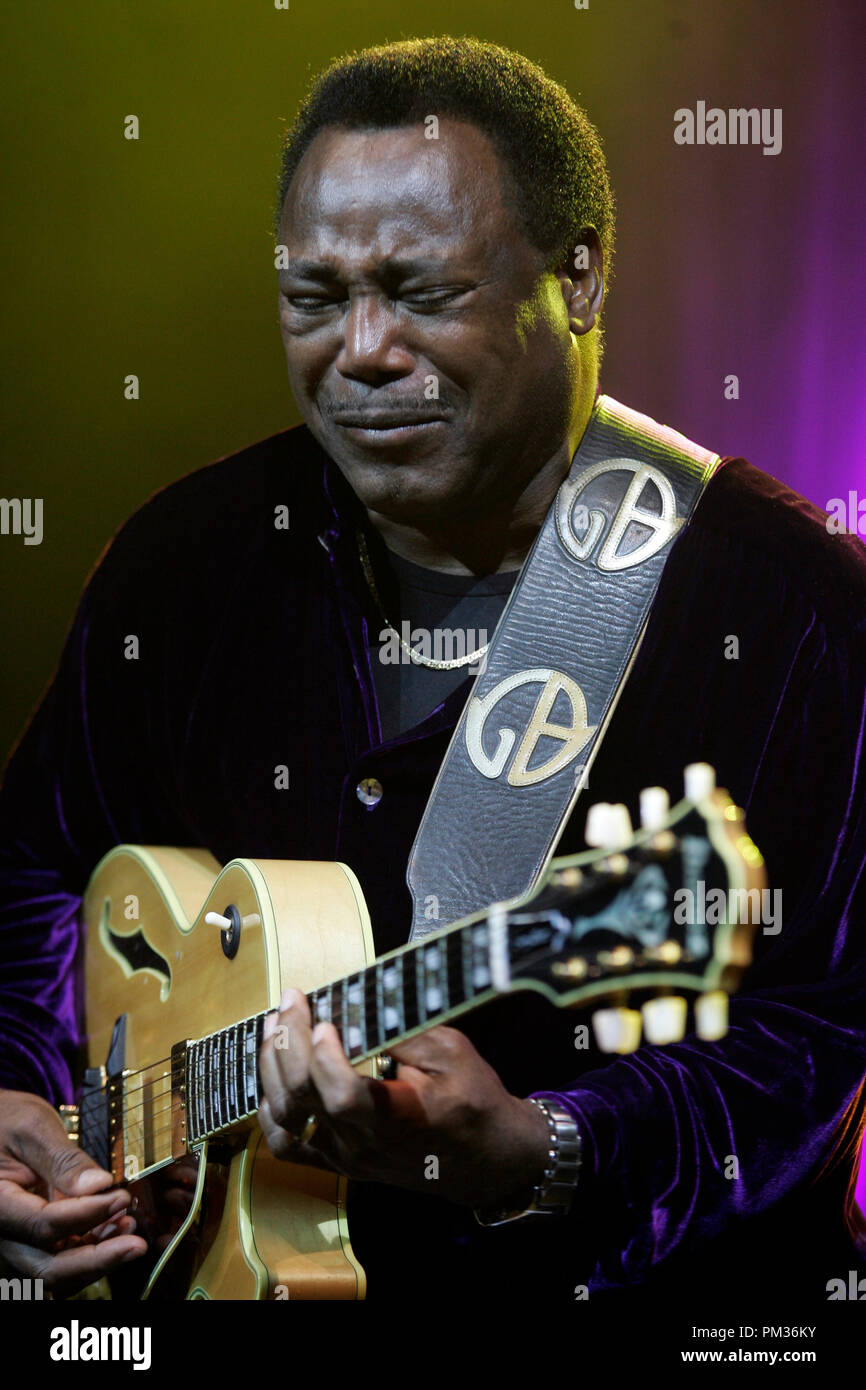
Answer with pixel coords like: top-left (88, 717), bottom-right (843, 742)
top-left (184, 905), bottom-right (522, 1146)
top-left (81, 774), bottom-right (762, 1179)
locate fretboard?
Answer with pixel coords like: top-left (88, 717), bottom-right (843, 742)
top-left (185, 907), bottom-right (514, 1144)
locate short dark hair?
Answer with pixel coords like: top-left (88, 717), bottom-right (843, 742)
top-left (273, 36), bottom-right (616, 286)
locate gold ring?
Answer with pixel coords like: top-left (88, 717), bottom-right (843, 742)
top-left (298, 1114), bottom-right (319, 1144)
top-left (374, 1053), bottom-right (397, 1080)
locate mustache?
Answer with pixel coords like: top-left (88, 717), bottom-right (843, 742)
top-left (321, 395), bottom-right (453, 423)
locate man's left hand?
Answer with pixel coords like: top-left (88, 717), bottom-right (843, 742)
top-left (258, 988), bottom-right (551, 1207)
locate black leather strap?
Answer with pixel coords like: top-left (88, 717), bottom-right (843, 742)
top-left (406, 395), bottom-right (723, 940)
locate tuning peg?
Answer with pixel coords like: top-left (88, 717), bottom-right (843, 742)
top-left (592, 1007), bottom-right (642, 1054)
top-left (585, 802), bottom-right (633, 849)
top-left (639, 786), bottom-right (670, 832)
top-left (584, 802), bottom-right (611, 847)
top-left (695, 990), bottom-right (728, 1040)
top-left (606, 803), bottom-right (633, 847)
top-left (642, 995), bottom-right (688, 1045)
top-left (684, 762), bottom-right (716, 800)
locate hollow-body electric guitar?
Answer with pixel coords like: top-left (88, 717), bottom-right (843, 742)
top-left (64, 765), bottom-right (764, 1300)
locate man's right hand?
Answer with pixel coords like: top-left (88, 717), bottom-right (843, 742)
top-left (0, 1088), bottom-right (147, 1295)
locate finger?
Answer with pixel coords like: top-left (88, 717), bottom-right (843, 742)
top-left (11, 1101), bottom-right (115, 1198)
top-left (387, 1025), bottom-right (469, 1073)
top-left (0, 1231), bottom-right (147, 1295)
top-left (0, 1179), bottom-right (132, 1248)
top-left (89, 1213), bottom-right (138, 1243)
top-left (258, 1098), bottom-right (338, 1171)
top-left (307, 1023), bottom-right (373, 1125)
top-left (259, 991), bottom-right (318, 1131)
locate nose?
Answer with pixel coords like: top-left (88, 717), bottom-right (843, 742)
top-left (335, 292), bottom-right (415, 383)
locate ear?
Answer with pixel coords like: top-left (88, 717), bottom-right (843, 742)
top-left (556, 227), bottom-right (604, 336)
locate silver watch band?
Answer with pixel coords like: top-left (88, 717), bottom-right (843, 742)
top-left (474, 1098), bottom-right (582, 1227)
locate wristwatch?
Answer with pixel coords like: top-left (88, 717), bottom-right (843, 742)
top-left (474, 1097), bottom-right (582, 1227)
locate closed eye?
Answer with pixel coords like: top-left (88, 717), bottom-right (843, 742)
top-left (402, 288), bottom-right (468, 309)
top-left (283, 293), bottom-right (345, 312)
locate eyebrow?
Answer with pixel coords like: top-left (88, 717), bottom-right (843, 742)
top-left (277, 255), bottom-right (460, 285)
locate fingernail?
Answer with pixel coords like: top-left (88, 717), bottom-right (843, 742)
top-left (99, 1223), bottom-right (117, 1240)
top-left (279, 988), bottom-right (294, 1012)
top-left (311, 1023), bottom-right (326, 1044)
top-left (76, 1169), bottom-right (111, 1194)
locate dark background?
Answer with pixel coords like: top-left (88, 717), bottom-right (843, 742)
top-left (2, 0), bottom-right (865, 760)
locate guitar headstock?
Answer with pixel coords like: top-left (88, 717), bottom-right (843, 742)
top-left (502, 763), bottom-right (765, 1052)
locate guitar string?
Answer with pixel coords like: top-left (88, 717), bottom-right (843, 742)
top-left (74, 953), bottom-right (444, 1123)
top-left (74, 863), bottom-right (646, 1129)
top-left (73, 929), bottom-right (587, 1141)
top-left (73, 954), bottom-right (550, 1135)
top-left (75, 914), bottom-right (501, 1112)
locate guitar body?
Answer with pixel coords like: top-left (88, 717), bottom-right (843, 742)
top-left (71, 773), bottom-right (763, 1301)
top-left (80, 846), bottom-right (373, 1300)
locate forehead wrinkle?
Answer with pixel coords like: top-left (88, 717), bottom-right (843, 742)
top-left (283, 127), bottom-right (514, 268)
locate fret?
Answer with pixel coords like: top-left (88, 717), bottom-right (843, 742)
top-left (236, 1024), bottom-right (245, 1116)
top-left (421, 942), bottom-right (446, 1019)
top-left (381, 960), bottom-right (403, 1041)
top-left (331, 979), bottom-right (345, 1051)
top-left (415, 948), bottom-right (426, 1025)
top-left (225, 1028), bottom-right (235, 1122)
top-left (446, 930), bottom-right (466, 1013)
top-left (197, 1041), bottom-right (207, 1138)
top-left (186, 1042), bottom-right (197, 1144)
top-left (211, 1034), bottom-right (223, 1131)
top-left (214, 1032), bottom-right (223, 1125)
top-left (245, 1019), bottom-right (258, 1110)
top-left (252, 1016), bottom-right (263, 1109)
top-left (240, 1022), bottom-right (250, 1112)
top-left (202, 1037), bottom-right (212, 1135)
top-left (227, 1026), bottom-right (236, 1121)
top-left (371, 963), bottom-right (386, 1053)
top-left (462, 925), bottom-right (474, 1001)
top-left (216, 1032), bottom-right (224, 1127)
top-left (402, 950), bottom-right (419, 1033)
top-left (470, 923), bottom-right (492, 992)
top-left (344, 973), bottom-right (366, 1057)
top-left (234, 1026), bottom-right (246, 1115)
top-left (219, 1032), bottom-right (229, 1128)
top-left (195, 1041), bottom-right (204, 1141)
top-left (363, 965), bottom-right (382, 1053)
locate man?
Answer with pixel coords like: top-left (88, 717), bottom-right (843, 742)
top-left (1, 37), bottom-right (865, 1306)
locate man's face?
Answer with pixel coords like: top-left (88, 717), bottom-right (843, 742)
top-left (277, 119), bottom-right (585, 527)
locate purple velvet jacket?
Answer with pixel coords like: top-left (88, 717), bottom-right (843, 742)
top-left (2, 419), bottom-right (866, 1304)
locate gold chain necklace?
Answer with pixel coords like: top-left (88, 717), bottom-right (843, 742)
top-left (357, 529), bottom-right (491, 671)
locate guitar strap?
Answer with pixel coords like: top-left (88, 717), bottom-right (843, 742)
top-left (407, 394), bottom-right (724, 941)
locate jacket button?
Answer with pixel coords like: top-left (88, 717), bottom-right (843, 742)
top-left (356, 776), bottom-right (383, 808)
